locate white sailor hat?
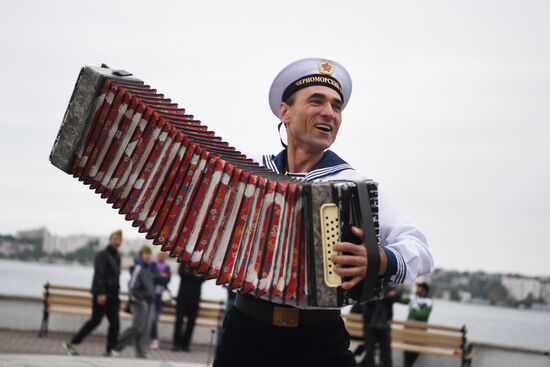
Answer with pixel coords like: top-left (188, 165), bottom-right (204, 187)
top-left (268, 58), bottom-right (352, 118)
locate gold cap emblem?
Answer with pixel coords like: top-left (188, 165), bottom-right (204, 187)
top-left (319, 61), bottom-right (334, 75)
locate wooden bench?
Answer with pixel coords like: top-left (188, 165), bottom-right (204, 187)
top-left (343, 312), bottom-right (473, 367)
top-left (38, 282), bottom-right (225, 338)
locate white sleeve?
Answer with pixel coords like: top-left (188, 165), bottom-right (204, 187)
top-left (378, 187), bottom-right (434, 284)
top-left (323, 169), bottom-right (434, 284)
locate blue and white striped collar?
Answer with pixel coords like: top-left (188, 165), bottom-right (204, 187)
top-left (262, 149), bottom-right (353, 182)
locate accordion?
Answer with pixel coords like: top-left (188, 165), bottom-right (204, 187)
top-left (50, 65), bottom-right (381, 307)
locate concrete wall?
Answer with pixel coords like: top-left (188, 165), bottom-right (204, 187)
top-left (350, 341), bottom-right (464, 367)
top-left (352, 339), bottom-right (550, 367)
top-left (2, 295), bottom-right (549, 367)
top-left (470, 343), bottom-right (550, 367)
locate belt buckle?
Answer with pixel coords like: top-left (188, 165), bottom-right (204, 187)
top-left (273, 306), bottom-right (299, 327)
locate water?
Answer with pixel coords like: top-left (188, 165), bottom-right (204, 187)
top-left (0, 259), bottom-right (226, 301)
top-left (1, 259), bottom-right (549, 350)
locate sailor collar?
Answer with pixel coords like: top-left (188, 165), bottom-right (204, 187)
top-left (262, 149), bottom-right (353, 182)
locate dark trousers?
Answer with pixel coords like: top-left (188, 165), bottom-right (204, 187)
top-left (362, 328), bottom-right (392, 367)
top-left (404, 351), bottom-right (419, 367)
top-left (71, 294), bottom-right (120, 352)
top-left (173, 300), bottom-right (199, 348)
top-left (214, 307), bottom-right (356, 367)
top-left (150, 294), bottom-right (163, 340)
top-left (215, 291), bottom-right (236, 357)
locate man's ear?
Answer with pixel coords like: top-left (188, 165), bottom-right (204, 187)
top-left (279, 102), bottom-right (291, 125)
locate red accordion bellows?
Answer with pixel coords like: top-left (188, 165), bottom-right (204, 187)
top-left (50, 66), bottom-right (381, 308)
top-left (69, 76), bottom-right (306, 303)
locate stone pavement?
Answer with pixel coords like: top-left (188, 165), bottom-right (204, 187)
top-left (0, 354), bottom-right (204, 367)
top-left (0, 329), bottom-right (214, 367)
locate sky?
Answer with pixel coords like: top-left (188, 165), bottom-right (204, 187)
top-left (0, 0), bottom-right (548, 276)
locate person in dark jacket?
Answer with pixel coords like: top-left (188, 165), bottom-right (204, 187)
top-left (114, 245), bottom-right (156, 358)
top-left (150, 251), bottom-right (171, 350)
top-left (172, 263), bottom-right (204, 352)
top-left (63, 230), bottom-right (123, 356)
top-left (360, 285), bottom-right (399, 367)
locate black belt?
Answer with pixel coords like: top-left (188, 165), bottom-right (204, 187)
top-left (235, 293), bottom-right (340, 328)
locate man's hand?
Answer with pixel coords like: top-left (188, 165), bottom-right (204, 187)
top-left (97, 294), bottom-right (107, 305)
top-left (331, 226), bottom-right (388, 290)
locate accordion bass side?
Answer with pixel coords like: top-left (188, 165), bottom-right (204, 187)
top-left (50, 65), bottom-right (381, 307)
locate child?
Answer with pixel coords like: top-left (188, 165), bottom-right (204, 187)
top-left (113, 245), bottom-right (155, 358)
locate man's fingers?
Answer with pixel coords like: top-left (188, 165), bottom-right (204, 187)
top-left (341, 279), bottom-right (361, 290)
top-left (340, 276), bottom-right (363, 290)
top-left (334, 265), bottom-right (366, 278)
top-left (351, 226), bottom-right (364, 239)
top-left (330, 228), bottom-right (369, 290)
top-left (333, 242), bottom-right (367, 256)
top-left (331, 254), bottom-right (367, 267)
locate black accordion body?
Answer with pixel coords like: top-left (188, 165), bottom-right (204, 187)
top-left (50, 65), bottom-right (381, 307)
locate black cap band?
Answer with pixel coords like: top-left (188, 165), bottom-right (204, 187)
top-left (282, 74), bottom-right (344, 103)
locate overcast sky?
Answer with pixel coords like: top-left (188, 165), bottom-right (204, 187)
top-left (1, 0), bottom-right (548, 276)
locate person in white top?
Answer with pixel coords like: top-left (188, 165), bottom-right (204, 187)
top-left (213, 58), bottom-right (434, 367)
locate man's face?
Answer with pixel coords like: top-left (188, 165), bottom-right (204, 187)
top-left (109, 234), bottom-right (122, 249)
top-left (416, 285), bottom-right (427, 297)
top-left (280, 86), bottom-right (343, 153)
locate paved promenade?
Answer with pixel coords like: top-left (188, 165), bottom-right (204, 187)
top-left (0, 329), bottom-right (214, 367)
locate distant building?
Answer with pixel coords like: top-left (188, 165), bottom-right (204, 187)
top-left (13, 227), bottom-right (161, 256)
top-left (458, 290), bottom-right (472, 302)
top-left (16, 228), bottom-right (98, 254)
top-left (450, 276), bottom-right (469, 287)
top-left (47, 234), bottom-right (104, 254)
top-left (16, 228), bottom-right (49, 245)
top-left (540, 282), bottom-right (550, 304)
top-left (15, 227), bottom-right (148, 255)
top-left (0, 237), bottom-right (34, 256)
top-left (502, 276), bottom-right (542, 301)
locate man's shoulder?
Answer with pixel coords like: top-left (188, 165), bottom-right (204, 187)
top-left (95, 248), bottom-right (108, 259)
top-left (320, 167), bottom-right (363, 181)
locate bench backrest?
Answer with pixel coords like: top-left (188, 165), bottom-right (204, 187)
top-left (342, 312), bottom-right (467, 351)
top-left (44, 283), bottom-right (224, 321)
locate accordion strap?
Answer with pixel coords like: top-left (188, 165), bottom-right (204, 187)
top-left (356, 181), bottom-right (381, 302)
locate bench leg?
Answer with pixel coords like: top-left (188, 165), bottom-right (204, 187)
top-left (352, 343), bottom-right (365, 356)
top-left (461, 353), bottom-right (473, 367)
top-left (206, 329), bottom-right (216, 366)
top-left (38, 311), bottom-right (49, 337)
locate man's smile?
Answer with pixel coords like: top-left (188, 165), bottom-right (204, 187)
top-left (314, 123), bottom-right (333, 132)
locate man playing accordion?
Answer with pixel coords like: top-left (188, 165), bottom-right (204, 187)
top-left (213, 58), bottom-right (434, 367)
top-left (50, 57), bottom-right (433, 366)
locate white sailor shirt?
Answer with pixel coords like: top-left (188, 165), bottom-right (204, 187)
top-left (254, 149), bottom-right (434, 286)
